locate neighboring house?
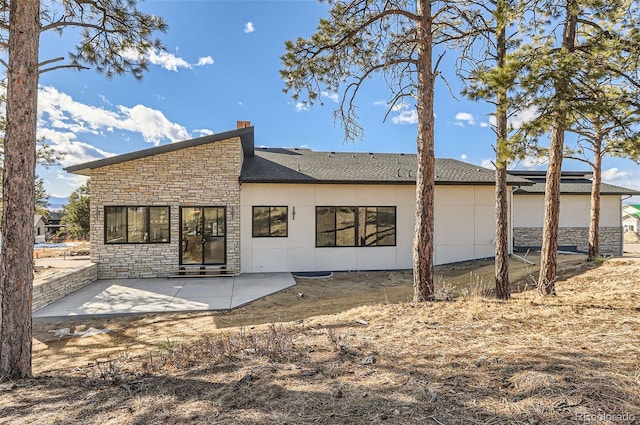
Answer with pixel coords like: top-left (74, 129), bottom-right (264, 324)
top-left (45, 211), bottom-right (65, 236)
top-left (65, 122), bottom-right (530, 279)
top-left (34, 215), bottom-right (47, 244)
top-left (508, 171), bottom-right (640, 256)
top-left (622, 204), bottom-right (640, 232)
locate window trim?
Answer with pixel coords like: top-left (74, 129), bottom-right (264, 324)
top-left (104, 206), bottom-right (171, 244)
top-left (252, 206), bottom-right (289, 238)
top-left (315, 206), bottom-right (397, 248)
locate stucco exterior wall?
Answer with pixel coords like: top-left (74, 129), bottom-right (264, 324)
top-left (240, 183), bottom-right (499, 273)
top-left (89, 137), bottom-right (243, 278)
top-left (513, 194), bottom-right (621, 228)
top-left (513, 194), bottom-right (623, 255)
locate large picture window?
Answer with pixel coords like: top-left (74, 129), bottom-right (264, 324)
top-left (252, 206), bottom-right (288, 237)
top-left (316, 206), bottom-right (396, 247)
top-left (105, 206), bottom-right (170, 244)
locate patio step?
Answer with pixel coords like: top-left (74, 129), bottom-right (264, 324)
top-left (169, 265), bottom-right (235, 278)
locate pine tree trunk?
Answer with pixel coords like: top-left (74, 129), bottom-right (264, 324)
top-left (537, 0), bottom-right (577, 296)
top-left (413, 0), bottom-right (435, 302)
top-left (495, 167), bottom-right (510, 299)
top-left (538, 124), bottom-right (563, 295)
top-left (588, 145), bottom-right (602, 261)
top-left (494, 0), bottom-right (510, 300)
top-left (0, 0), bottom-right (40, 379)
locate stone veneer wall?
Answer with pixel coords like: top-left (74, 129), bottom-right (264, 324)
top-left (513, 227), bottom-right (622, 256)
top-left (33, 264), bottom-right (98, 312)
top-left (90, 137), bottom-right (243, 278)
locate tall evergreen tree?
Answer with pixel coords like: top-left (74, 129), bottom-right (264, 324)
top-left (513, 0), bottom-right (640, 294)
top-left (0, 0), bottom-right (167, 379)
top-left (61, 182), bottom-right (90, 240)
top-left (282, 0), bottom-right (465, 301)
top-left (563, 84), bottom-right (640, 259)
top-left (34, 176), bottom-right (50, 215)
top-left (454, 0), bottom-right (527, 299)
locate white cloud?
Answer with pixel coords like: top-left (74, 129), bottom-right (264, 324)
top-left (460, 154), bottom-right (468, 161)
top-left (117, 104), bottom-right (190, 145)
top-left (455, 112), bottom-right (476, 126)
top-left (294, 102), bottom-right (309, 112)
top-left (38, 128), bottom-right (115, 167)
top-left (121, 48), bottom-right (216, 71)
top-left (509, 107), bottom-right (538, 129)
top-left (602, 167), bottom-right (630, 182)
top-left (480, 159), bottom-right (495, 169)
top-left (601, 167), bottom-right (640, 197)
top-left (321, 91), bottom-right (339, 103)
top-left (373, 100), bottom-right (418, 124)
top-left (489, 106), bottom-right (539, 130)
top-left (508, 155), bottom-right (547, 170)
top-left (244, 22), bottom-right (255, 33)
top-left (194, 128), bottom-right (215, 137)
top-left (391, 103), bottom-right (418, 125)
top-left (520, 156), bottom-right (547, 169)
top-left (479, 122), bottom-right (489, 128)
top-left (37, 86), bottom-right (192, 166)
top-left (196, 56), bottom-right (214, 66)
top-left (146, 49), bottom-right (191, 71)
top-left (54, 173), bottom-right (90, 192)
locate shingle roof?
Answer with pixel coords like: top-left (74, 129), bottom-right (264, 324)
top-left (240, 148), bottom-right (532, 186)
top-left (508, 171), bottom-right (640, 195)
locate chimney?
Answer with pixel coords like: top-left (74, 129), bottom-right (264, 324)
top-left (237, 120), bottom-right (251, 129)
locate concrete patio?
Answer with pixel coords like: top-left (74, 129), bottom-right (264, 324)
top-left (33, 273), bottom-right (296, 319)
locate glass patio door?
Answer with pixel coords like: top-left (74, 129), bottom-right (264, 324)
top-left (180, 207), bottom-right (226, 265)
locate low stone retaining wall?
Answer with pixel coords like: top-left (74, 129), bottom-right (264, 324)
top-left (513, 227), bottom-right (622, 256)
top-left (33, 263), bottom-right (98, 312)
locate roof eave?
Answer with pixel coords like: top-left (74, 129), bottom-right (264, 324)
top-left (240, 179), bottom-right (526, 186)
top-left (66, 126), bottom-right (254, 175)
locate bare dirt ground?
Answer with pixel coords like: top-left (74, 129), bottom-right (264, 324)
top-left (34, 241), bottom-right (91, 280)
top-left (1, 254), bottom-right (637, 424)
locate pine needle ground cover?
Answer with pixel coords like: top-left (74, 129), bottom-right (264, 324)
top-left (2, 256), bottom-right (638, 424)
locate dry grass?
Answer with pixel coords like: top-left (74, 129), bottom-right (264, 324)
top-left (2, 256), bottom-right (639, 424)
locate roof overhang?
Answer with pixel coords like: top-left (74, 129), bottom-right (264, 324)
top-left (66, 126), bottom-right (255, 176)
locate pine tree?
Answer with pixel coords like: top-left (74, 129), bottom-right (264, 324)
top-left (0, 0), bottom-right (166, 379)
top-left (281, 0), bottom-right (467, 301)
top-left (61, 182), bottom-right (90, 240)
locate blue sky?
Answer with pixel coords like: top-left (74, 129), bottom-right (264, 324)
top-left (29, 0), bottom-right (640, 199)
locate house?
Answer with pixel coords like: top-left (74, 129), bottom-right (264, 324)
top-left (508, 171), bottom-right (640, 255)
top-left (65, 123), bottom-right (638, 279)
top-left (622, 204), bottom-right (640, 233)
top-left (45, 211), bottom-right (65, 237)
top-left (34, 215), bottom-right (47, 244)
top-left (65, 122), bottom-right (530, 279)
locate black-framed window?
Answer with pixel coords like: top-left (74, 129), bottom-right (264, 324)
top-left (252, 206), bottom-right (288, 237)
top-left (105, 206), bottom-right (170, 244)
top-left (316, 206), bottom-right (396, 247)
